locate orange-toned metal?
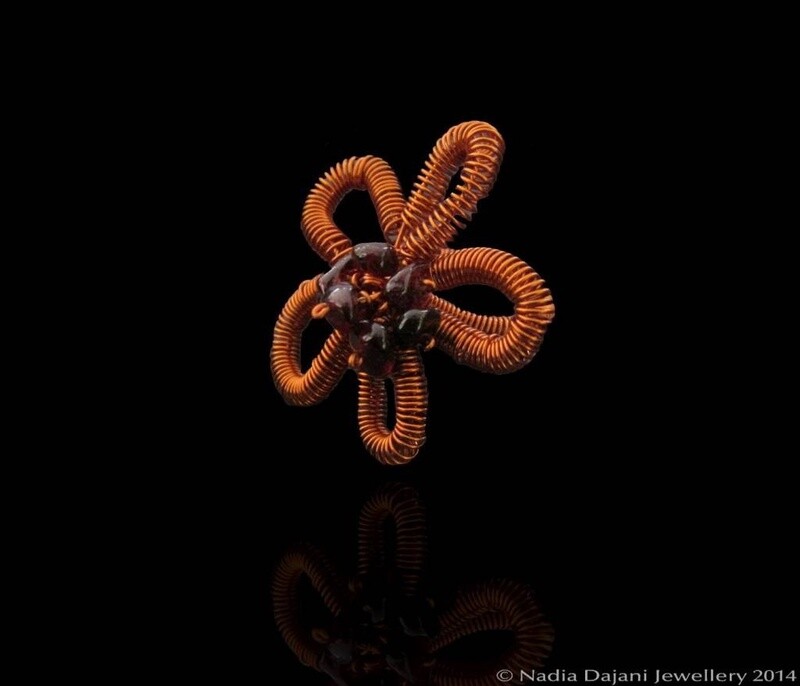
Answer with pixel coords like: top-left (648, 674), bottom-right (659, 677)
top-left (271, 277), bottom-right (350, 406)
top-left (302, 155), bottom-right (405, 262)
top-left (396, 120), bottom-right (505, 263)
top-left (431, 580), bottom-right (554, 685)
top-left (271, 121), bottom-right (555, 464)
top-left (272, 484), bottom-right (554, 683)
top-left (357, 483), bottom-right (427, 597)
top-left (272, 544), bottom-right (346, 668)
top-left (357, 348), bottom-right (428, 465)
top-left (429, 247), bottom-right (554, 374)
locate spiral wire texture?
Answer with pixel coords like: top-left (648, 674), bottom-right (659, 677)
top-left (358, 484), bottom-right (427, 597)
top-left (426, 293), bottom-right (510, 336)
top-left (271, 277), bottom-right (350, 406)
top-left (396, 121), bottom-right (505, 262)
top-left (357, 348), bottom-right (428, 465)
top-left (430, 580), bottom-right (554, 686)
top-left (272, 544), bottom-right (346, 669)
top-left (429, 248), bottom-right (555, 374)
top-left (302, 155), bottom-right (406, 264)
top-left (273, 121), bottom-right (554, 462)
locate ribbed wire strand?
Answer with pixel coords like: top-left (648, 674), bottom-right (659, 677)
top-left (430, 248), bottom-right (555, 374)
top-left (430, 579), bottom-right (554, 685)
top-left (358, 484), bottom-right (427, 597)
top-left (302, 155), bottom-right (406, 264)
top-left (275, 121), bottom-right (555, 463)
top-left (272, 544), bottom-right (346, 669)
top-left (270, 277), bottom-right (350, 405)
top-left (426, 293), bottom-right (510, 335)
top-left (395, 121), bottom-right (505, 262)
top-left (357, 348), bottom-right (428, 465)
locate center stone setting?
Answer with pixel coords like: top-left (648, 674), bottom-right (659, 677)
top-left (316, 242), bottom-right (440, 377)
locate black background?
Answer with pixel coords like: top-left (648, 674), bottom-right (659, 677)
top-left (167, 75), bottom-right (796, 682)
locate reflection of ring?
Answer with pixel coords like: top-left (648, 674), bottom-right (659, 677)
top-left (497, 669), bottom-right (514, 682)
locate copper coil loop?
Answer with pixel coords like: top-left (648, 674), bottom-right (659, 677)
top-left (302, 155), bottom-right (406, 264)
top-left (357, 348), bottom-right (428, 465)
top-left (429, 248), bottom-right (555, 374)
top-left (270, 277), bottom-right (350, 406)
top-left (426, 293), bottom-right (510, 336)
top-left (430, 579), bottom-right (554, 685)
top-left (274, 121), bottom-right (554, 463)
top-left (357, 273), bottom-right (386, 291)
top-left (272, 544), bottom-right (346, 669)
top-left (358, 484), bottom-right (427, 597)
top-left (396, 121), bottom-right (505, 262)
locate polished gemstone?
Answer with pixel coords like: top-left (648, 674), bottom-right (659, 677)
top-left (323, 283), bottom-right (356, 328)
top-left (352, 242), bottom-right (398, 275)
top-left (318, 253), bottom-right (354, 294)
top-left (385, 263), bottom-right (428, 310)
top-left (397, 308), bottom-right (441, 345)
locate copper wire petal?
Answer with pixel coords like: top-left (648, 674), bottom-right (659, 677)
top-left (395, 121), bottom-right (505, 262)
top-left (271, 277), bottom-right (350, 406)
top-left (426, 293), bottom-right (510, 336)
top-left (302, 155), bottom-right (406, 263)
top-left (430, 248), bottom-right (555, 374)
top-left (357, 348), bottom-right (428, 465)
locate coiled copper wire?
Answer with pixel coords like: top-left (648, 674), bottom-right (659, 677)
top-left (273, 122), bottom-right (554, 463)
top-left (272, 544), bottom-right (346, 669)
top-left (302, 155), bottom-right (406, 264)
top-left (358, 483), bottom-right (427, 597)
top-left (270, 277), bottom-right (350, 406)
top-left (357, 348), bottom-right (428, 465)
top-left (428, 247), bottom-right (555, 374)
top-left (395, 121), bottom-right (505, 263)
top-left (426, 293), bottom-right (510, 336)
top-left (431, 579), bottom-right (554, 685)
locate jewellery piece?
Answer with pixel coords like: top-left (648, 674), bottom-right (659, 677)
top-left (271, 122), bottom-right (555, 464)
top-left (272, 484), bottom-right (554, 684)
